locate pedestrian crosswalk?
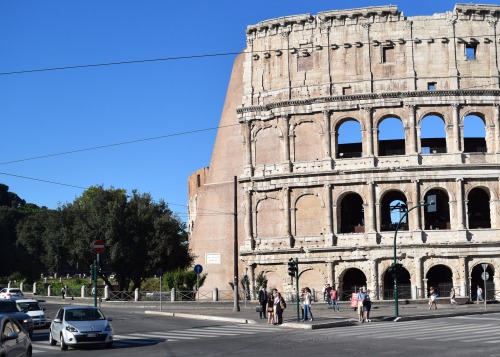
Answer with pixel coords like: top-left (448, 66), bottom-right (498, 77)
top-left (31, 324), bottom-right (277, 354)
top-left (314, 314), bottom-right (500, 344)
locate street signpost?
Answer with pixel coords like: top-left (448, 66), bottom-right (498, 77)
top-left (194, 264), bottom-right (203, 311)
top-left (157, 269), bottom-right (163, 311)
top-left (91, 240), bottom-right (105, 307)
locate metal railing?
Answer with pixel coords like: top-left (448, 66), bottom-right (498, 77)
top-left (108, 291), bottom-right (134, 301)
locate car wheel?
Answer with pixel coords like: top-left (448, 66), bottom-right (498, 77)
top-left (49, 330), bottom-right (56, 346)
top-left (105, 342), bottom-right (113, 348)
top-left (60, 334), bottom-right (68, 351)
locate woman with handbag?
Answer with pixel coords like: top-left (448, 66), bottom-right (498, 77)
top-left (266, 294), bottom-right (274, 324)
top-left (301, 287), bottom-right (314, 322)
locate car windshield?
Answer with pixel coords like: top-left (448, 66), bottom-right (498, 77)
top-left (0, 301), bottom-right (21, 313)
top-left (65, 308), bottom-right (105, 321)
top-left (17, 302), bottom-right (42, 311)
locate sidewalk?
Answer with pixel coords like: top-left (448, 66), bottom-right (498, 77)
top-left (36, 294), bottom-right (500, 330)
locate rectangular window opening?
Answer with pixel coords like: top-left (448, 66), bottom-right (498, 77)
top-left (382, 46), bottom-right (395, 63)
top-left (428, 82), bottom-right (436, 91)
top-left (196, 174), bottom-right (201, 188)
top-left (342, 87), bottom-right (352, 95)
top-left (465, 44), bottom-right (476, 61)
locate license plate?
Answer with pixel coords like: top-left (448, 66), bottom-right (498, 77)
top-left (87, 333), bottom-right (97, 338)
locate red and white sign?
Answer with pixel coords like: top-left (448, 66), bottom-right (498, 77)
top-left (92, 240), bottom-right (105, 254)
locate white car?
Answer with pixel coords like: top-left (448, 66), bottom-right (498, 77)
top-left (0, 288), bottom-right (24, 300)
top-left (16, 299), bottom-right (47, 328)
top-left (49, 306), bottom-right (113, 350)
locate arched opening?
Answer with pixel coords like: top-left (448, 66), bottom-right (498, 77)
top-left (339, 193), bottom-right (364, 233)
top-left (426, 264), bottom-right (453, 297)
top-left (378, 117), bottom-right (405, 156)
top-left (467, 187), bottom-right (491, 229)
top-left (423, 189), bottom-right (451, 230)
top-left (420, 115), bottom-right (447, 154)
top-left (340, 268), bottom-right (366, 301)
top-left (383, 265), bottom-right (411, 300)
top-left (380, 191), bottom-right (408, 231)
top-left (254, 126), bottom-right (281, 165)
top-left (293, 121), bottom-right (322, 162)
top-left (463, 114), bottom-right (486, 153)
top-left (337, 120), bottom-right (362, 158)
top-left (471, 263), bottom-right (495, 301)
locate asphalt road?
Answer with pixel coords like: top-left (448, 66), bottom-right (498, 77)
top-left (31, 303), bottom-right (500, 357)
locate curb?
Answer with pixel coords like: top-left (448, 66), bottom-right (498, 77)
top-left (145, 310), bottom-right (256, 324)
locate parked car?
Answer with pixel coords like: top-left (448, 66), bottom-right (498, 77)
top-left (49, 306), bottom-right (113, 350)
top-left (0, 314), bottom-right (32, 357)
top-left (0, 300), bottom-right (34, 338)
top-left (16, 299), bottom-right (47, 329)
top-left (0, 288), bottom-right (24, 300)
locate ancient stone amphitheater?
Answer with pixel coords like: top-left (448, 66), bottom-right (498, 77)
top-left (188, 3), bottom-right (500, 301)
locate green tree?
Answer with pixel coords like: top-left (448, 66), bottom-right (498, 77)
top-left (163, 268), bottom-right (207, 291)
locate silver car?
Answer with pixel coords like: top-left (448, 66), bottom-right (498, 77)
top-left (49, 306), bottom-right (113, 350)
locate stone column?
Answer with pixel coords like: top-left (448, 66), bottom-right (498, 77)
top-left (367, 181), bottom-right (377, 233)
top-left (332, 203), bottom-right (339, 236)
top-left (423, 278), bottom-right (428, 298)
top-left (458, 256), bottom-right (467, 297)
top-left (412, 180), bottom-right (422, 230)
top-left (325, 184), bottom-right (334, 246)
top-left (494, 104), bottom-right (500, 154)
top-left (362, 107), bottom-right (374, 156)
top-left (407, 104), bottom-right (418, 155)
top-left (327, 261), bottom-right (334, 286)
top-left (370, 259), bottom-right (379, 300)
top-left (245, 122), bottom-right (253, 176)
top-left (284, 188), bottom-right (292, 247)
top-left (245, 189), bottom-right (254, 249)
top-left (283, 115), bottom-right (292, 172)
top-left (452, 103), bottom-right (461, 153)
top-left (414, 256), bottom-right (423, 299)
top-left (249, 264), bottom-right (256, 300)
top-left (331, 129), bottom-right (338, 159)
top-left (323, 110), bottom-right (331, 158)
top-left (373, 126), bottom-right (380, 157)
top-left (456, 178), bottom-right (465, 230)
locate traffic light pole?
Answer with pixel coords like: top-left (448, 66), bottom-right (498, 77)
top-left (295, 258), bottom-right (300, 322)
top-left (393, 202), bottom-right (430, 318)
top-left (93, 259), bottom-right (97, 307)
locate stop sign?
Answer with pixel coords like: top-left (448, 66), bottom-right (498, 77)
top-left (92, 240), bottom-right (105, 254)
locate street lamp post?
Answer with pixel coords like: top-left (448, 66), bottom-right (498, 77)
top-left (392, 199), bottom-right (435, 318)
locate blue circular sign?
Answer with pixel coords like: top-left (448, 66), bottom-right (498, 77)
top-left (194, 264), bottom-right (203, 275)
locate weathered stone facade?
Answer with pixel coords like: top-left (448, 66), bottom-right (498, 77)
top-left (188, 4), bottom-right (500, 301)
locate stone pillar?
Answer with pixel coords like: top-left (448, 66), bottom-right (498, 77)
top-left (407, 104), bottom-right (418, 155)
top-left (332, 203), bottom-right (339, 235)
top-left (323, 110), bottom-right (331, 158)
top-left (283, 115), bottom-right (292, 172)
top-left (373, 127), bottom-right (380, 157)
top-left (423, 279), bottom-right (428, 298)
top-left (414, 256), bottom-right (423, 299)
top-left (327, 261), bottom-right (334, 286)
top-left (363, 107), bottom-right (374, 156)
top-left (411, 180), bottom-right (422, 231)
top-left (284, 188), bottom-right (292, 247)
top-left (245, 122), bottom-right (254, 176)
top-left (325, 184), bottom-right (334, 246)
top-left (367, 181), bottom-right (376, 233)
top-left (456, 178), bottom-right (465, 230)
top-left (458, 256), bottom-right (467, 297)
top-left (245, 189), bottom-right (254, 249)
top-left (331, 130), bottom-right (338, 159)
top-left (494, 104), bottom-right (500, 154)
top-left (81, 285), bottom-right (85, 298)
top-left (452, 103), bottom-right (461, 153)
top-left (33, 282), bottom-right (37, 295)
top-left (369, 259), bottom-right (379, 300)
top-left (249, 264), bottom-right (256, 300)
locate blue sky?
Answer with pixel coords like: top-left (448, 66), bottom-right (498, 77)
top-left (0, 1), bottom-right (483, 220)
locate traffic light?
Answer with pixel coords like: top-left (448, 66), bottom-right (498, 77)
top-left (287, 259), bottom-right (297, 277)
top-left (388, 263), bottom-right (403, 278)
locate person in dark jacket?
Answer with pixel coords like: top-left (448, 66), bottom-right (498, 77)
top-left (257, 285), bottom-right (268, 319)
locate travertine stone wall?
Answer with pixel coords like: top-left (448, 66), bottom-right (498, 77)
top-left (188, 4), bottom-right (500, 300)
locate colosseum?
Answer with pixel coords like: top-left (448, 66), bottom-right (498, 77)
top-left (188, 3), bottom-right (500, 302)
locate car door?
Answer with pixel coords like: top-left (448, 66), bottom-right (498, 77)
top-left (1, 319), bottom-right (22, 357)
top-left (51, 309), bottom-right (64, 341)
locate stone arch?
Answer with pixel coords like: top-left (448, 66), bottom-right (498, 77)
top-left (338, 266), bottom-right (367, 301)
top-left (297, 265), bottom-right (327, 298)
top-left (379, 189), bottom-right (409, 231)
top-left (382, 264), bottom-right (412, 299)
top-left (293, 193), bottom-right (324, 237)
top-left (419, 113), bottom-right (448, 154)
top-left (418, 109), bottom-right (451, 127)
top-left (376, 114), bottom-right (406, 156)
top-left (338, 191), bottom-right (365, 233)
top-left (255, 196), bottom-right (284, 238)
top-left (422, 187), bottom-right (451, 230)
top-left (462, 113), bottom-right (487, 153)
top-left (466, 186), bottom-right (491, 229)
top-left (335, 118), bottom-right (363, 158)
top-left (291, 119), bottom-right (323, 162)
top-left (253, 125), bottom-right (283, 165)
top-left (470, 262), bottom-right (495, 301)
top-left (425, 263), bottom-right (455, 297)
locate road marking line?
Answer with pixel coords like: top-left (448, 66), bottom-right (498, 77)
top-left (129, 333), bottom-right (197, 340)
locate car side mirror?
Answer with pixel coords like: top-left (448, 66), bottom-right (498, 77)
top-left (107, 317), bottom-right (113, 321)
top-left (53, 318), bottom-right (62, 323)
top-left (5, 331), bottom-right (19, 341)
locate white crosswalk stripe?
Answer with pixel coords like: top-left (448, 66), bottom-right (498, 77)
top-left (319, 316), bottom-right (500, 344)
top-left (32, 324), bottom-right (276, 353)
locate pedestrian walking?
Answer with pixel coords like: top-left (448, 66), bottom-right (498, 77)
top-left (428, 286), bottom-right (437, 309)
top-left (61, 285), bottom-right (67, 300)
top-left (356, 287), bottom-right (367, 322)
top-left (301, 287), bottom-right (314, 322)
top-left (266, 294), bottom-right (274, 324)
top-left (364, 290), bottom-right (372, 322)
top-left (476, 285), bottom-right (484, 303)
top-left (257, 285), bottom-right (268, 319)
top-left (330, 286), bottom-right (340, 312)
top-left (273, 290), bottom-right (284, 325)
top-left (450, 287), bottom-right (458, 305)
top-left (325, 284), bottom-right (332, 305)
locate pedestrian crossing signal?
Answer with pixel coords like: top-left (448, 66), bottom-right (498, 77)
top-left (288, 259), bottom-right (297, 277)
